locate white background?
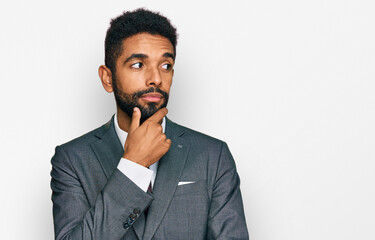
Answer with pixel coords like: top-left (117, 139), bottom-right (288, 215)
top-left (1, 0), bottom-right (374, 239)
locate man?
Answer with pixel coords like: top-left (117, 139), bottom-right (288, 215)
top-left (51, 8), bottom-right (249, 240)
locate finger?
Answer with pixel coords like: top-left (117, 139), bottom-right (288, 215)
top-left (157, 124), bottom-right (163, 133)
top-left (145, 108), bottom-right (168, 124)
top-left (165, 138), bottom-right (172, 150)
top-left (129, 107), bottom-right (141, 133)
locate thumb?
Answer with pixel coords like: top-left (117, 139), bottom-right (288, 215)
top-left (129, 107), bottom-right (141, 133)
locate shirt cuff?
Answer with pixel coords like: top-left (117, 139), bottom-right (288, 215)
top-left (117, 158), bottom-right (153, 192)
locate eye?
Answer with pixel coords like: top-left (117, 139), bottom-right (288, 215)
top-left (161, 63), bottom-right (172, 70)
top-left (131, 62), bottom-right (143, 69)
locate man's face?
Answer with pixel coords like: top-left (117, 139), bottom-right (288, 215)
top-left (112, 33), bottom-right (174, 123)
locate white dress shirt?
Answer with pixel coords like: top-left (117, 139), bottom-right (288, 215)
top-left (114, 114), bottom-right (165, 192)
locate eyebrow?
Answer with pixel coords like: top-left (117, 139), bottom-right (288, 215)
top-left (123, 52), bottom-right (175, 65)
top-left (163, 52), bottom-right (175, 61)
top-left (123, 53), bottom-right (148, 65)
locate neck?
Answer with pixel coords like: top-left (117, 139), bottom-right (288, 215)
top-left (116, 107), bottom-right (132, 133)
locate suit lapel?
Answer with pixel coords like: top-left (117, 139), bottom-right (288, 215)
top-left (90, 116), bottom-right (123, 180)
top-left (143, 119), bottom-right (190, 240)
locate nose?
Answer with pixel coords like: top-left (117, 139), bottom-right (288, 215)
top-left (146, 66), bottom-right (162, 87)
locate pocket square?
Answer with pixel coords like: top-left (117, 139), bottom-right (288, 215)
top-left (178, 181), bottom-right (195, 186)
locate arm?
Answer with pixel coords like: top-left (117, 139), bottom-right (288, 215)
top-left (51, 146), bottom-right (153, 240)
top-left (206, 142), bottom-right (249, 240)
top-left (51, 108), bottom-right (169, 239)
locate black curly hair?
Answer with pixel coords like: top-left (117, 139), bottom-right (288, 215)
top-left (104, 8), bottom-right (178, 74)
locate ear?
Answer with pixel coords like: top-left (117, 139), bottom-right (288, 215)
top-left (98, 65), bottom-right (113, 93)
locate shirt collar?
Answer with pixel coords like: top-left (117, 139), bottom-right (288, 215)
top-left (114, 113), bottom-right (166, 149)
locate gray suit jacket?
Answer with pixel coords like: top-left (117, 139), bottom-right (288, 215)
top-left (51, 117), bottom-right (249, 240)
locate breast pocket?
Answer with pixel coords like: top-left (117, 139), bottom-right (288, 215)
top-left (174, 180), bottom-right (207, 196)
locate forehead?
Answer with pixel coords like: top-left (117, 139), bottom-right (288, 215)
top-left (121, 33), bottom-right (174, 56)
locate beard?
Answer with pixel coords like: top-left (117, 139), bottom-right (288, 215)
top-left (113, 81), bottom-right (169, 124)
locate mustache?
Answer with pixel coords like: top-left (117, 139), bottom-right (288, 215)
top-left (133, 87), bottom-right (169, 99)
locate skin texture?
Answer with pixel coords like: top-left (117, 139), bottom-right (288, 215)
top-left (98, 33), bottom-right (174, 167)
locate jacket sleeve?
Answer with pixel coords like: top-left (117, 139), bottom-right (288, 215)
top-left (50, 145), bottom-right (153, 240)
top-left (206, 142), bottom-right (249, 240)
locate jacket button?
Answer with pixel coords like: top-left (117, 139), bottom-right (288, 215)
top-left (123, 222), bottom-right (130, 229)
top-left (133, 208), bottom-right (141, 215)
top-left (129, 213), bottom-right (137, 220)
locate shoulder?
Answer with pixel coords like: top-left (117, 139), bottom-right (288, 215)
top-left (166, 118), bottom-right (229, 153)
top-left (57, 117), bottom-right (113, 152)
top-left (51, 118), bottom-right (115, 171)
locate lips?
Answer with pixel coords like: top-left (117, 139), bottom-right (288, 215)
top-left (140, 93), bottom-right (163, 102)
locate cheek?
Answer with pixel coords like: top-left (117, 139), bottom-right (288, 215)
top-left (162, 74), bottom-right (173, 90)
top-left (116, 72), bottom-right (146, 93)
